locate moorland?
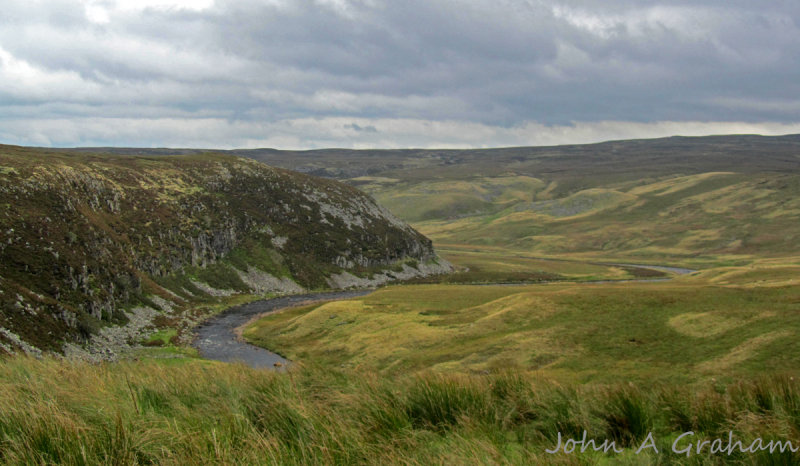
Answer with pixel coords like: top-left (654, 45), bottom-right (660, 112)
top-left (1, 135), bottom-right (799, 464)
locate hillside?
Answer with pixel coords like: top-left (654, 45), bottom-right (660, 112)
top-left (0, 145), bottom-right (449, 356)
top-left (400, 170), bottom-right (800, 268)
top-left (73, 135), bottom-right (800, 267)
top-left (253, 136), bottom-right (800, 267)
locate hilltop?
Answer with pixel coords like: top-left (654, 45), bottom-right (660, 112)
top-left (74, 133), bottom-right (800, 181)
top-left (0, 145), bottom-right (449, 356)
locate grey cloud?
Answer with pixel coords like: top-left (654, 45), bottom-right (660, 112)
top-left (345, 122), bottom-right (378, 133)
top-left (0, 0), bottom-right (799, 148)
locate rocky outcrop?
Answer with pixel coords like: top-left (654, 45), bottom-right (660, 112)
top-left (236, 266), bottom-right (305, 295)
top-left (0, 146), bottom-right (451, 355)
top-left (62, 305), bottom-right (160, 362)
top-left (326, 259), bottom-right (453, 289)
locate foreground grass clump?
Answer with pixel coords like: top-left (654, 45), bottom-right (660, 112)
top-left (2, 357), bottom-right (800, 464)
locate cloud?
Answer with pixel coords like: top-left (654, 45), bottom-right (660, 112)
top-left (3, 116), bottom-right (800, 150)
top-left (1, 0), bottom-right (799, 148)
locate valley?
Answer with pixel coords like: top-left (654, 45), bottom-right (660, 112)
top-left (237, 134), bottom-right (800, 385)
top-left (1, 135), bottom-right (799, 464)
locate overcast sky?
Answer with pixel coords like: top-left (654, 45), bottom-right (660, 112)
top-left (1, 0), bottom-right (799, 149)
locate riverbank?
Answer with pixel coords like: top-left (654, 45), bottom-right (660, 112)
top-left (193, 290), bottom-right (372, 368)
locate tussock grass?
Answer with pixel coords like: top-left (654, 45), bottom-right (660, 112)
top-left (2, 357), bottom-right (800, 464)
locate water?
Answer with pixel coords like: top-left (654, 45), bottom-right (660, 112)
top-left (193, 290), bottom-right (372, 369)
top-left (192, 263), bottom-right (695, 369)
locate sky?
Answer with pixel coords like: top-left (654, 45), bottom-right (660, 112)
top-left (1, 0), bottom-right (800, 149)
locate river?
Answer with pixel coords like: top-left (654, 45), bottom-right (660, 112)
top-left (193, 290), bottom-right (371, 369)
top-left (192, 263), bottom-right (695, 369)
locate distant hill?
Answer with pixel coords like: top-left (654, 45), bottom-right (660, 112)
top-left (0, 146), bottom-right (449, 355)
top-left (70, 134), bottom-right (800, 184)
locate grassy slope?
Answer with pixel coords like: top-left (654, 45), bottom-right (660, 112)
top-left (403, 247), bottom-right (633, 284)
top-left (240, 135), bottom-right (800, 266)
top-left (374, 171), bottom-right (800, 268)
top-left (244, 267), bottom-right (800, 384)
top-left (65, 134), bottom-right (800, 271)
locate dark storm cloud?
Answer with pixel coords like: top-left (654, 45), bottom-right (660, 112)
top-left (1, 0), bottom-right (799, 148)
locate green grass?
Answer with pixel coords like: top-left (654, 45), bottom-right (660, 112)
top-left (427, 246), bottom-right (637, 283)
top-left (3, 357), bottom-right (800, 464)
top-left (133, 345), bottom-right (201, 363)
top-left (142, 329), bottom-right (178, 346)
top-left (245, 276), bottom-right (800, 384)
top-left (319, 153), bottom-right (800, 270)
top-left (371, 175), bottom-right (545, 222)
top-left (204, 135), bottom-right (800, 267)
top-left (401, 172), bottom-right (800, 269)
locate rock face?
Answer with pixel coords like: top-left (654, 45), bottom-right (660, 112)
top-left (0, 145), bottom-right (450, 355)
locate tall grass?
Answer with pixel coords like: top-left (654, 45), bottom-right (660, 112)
top-left (1, 357), bottom-right (800, 464)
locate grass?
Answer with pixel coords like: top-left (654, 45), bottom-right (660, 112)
top-left (245, 272), bottom-right (800, 385)
top-left (370, 175), bottom-right (545, 222)
top-left (427, 246), bottom-right (640, 283)
top-left (132, 345), bottom-right (202, 363)
top-left (403, 172), bottom-right (800, 269)
top-left (200, 135), bottom-right (800, 267)
top-left (3, 357), bottom-right (800, 464)
top-left (4, 136), bottom-right (800, 463)
top-left (142, 329), bottom-right (177, 347)
top-left (331, 160), bottom-right (800, 271)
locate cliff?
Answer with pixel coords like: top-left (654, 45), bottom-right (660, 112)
top-left (0, 145), bottom-right (450, 356)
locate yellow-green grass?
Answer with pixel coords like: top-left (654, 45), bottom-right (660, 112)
top-left (432, 246), bottom-right (655, 282)
top-left (413, 246), bottom-right (645, 284)
top-left (686, 262), bottom-right (800, 288)
top-left (626, 172), bottom-right (736, 196)
top-left (369, 175), bottom-right (545, 222)
top-left (3, 356), bottom-right (800, 464)
top-left (245, 277), bottom-right (800, 385)
top-left (133, 345), bottom-right (203, 364)
top-left (362, 172), bottom-right (800, 269)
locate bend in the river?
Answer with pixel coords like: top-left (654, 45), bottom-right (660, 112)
top-left (193, 290), bottom-right (371, 369)
top-left (192, 263), bottom-right (696, 369)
